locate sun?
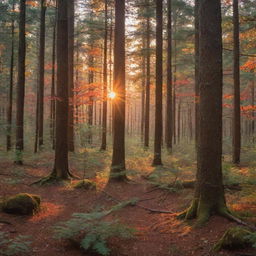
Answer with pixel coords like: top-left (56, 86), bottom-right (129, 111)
top-left (108, 91), bottom-right (116, 99)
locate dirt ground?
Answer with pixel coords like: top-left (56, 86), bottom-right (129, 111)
top-left (0, 160), bottom-right (255, 256)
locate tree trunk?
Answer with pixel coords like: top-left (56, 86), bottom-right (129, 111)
top-left (15, 0), bottom-right (26, 164)
top-left (144, 9), bottom-right (151, 149)
top-left (182, 0), bottom-right (229, 226)
top-left (232, 0), bottom-right (241, 164)
top-left (194, 0), bottom-right (199, 147)
top-left (172, 13), bottom-right (177, 145)
top-left (101, 0), bottom-right (108, 151)
top-left (38, 0), bottom-right (47, 149)
top-left (68, 0), bottom-right (75, 152)
top-left (7, 1), bottom-right (15, 151)
top-left (141, 39), bottom-right (146, 143)
top-left (53, 0), bottom-right (70, 179)
top-left (110, 0), bottom-right (127, 181)
top-left (50, 8), bottom-right (57, 150)
top-left (251, 73), bottom-right (255, 142)
top-left (152, 0), bottom-right (163, 166)
top-left (87, 54), bottom-right (94, 145)
top-left (166, 0), bottom-right (172, 152)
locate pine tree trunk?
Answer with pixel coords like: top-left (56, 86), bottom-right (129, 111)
top-left (183, 0), bottom-right (229, 226)
top-left (144, 10), bottom-right (151, 149)
top-left (53, 0), bottom-right (70, 179)
top-left (101, 0), bottom-right (108, 151)
top-left (15, 0), bottom-right (26, 164)
top-left (7, 1), bottom-right (15, 151)
top-left (232, 0), bottom-right (241, 164)
top-left (153, 0), bottom-right (163, 166)
top-left (68, 0), bottom-right (75, 152)
top-left (110, 0), bottom-right (127, 181)
top-left (50, 8), bottom-right (57, 150)
top-left (38, 0), bottom-right (46, 149)
top-left (166, 0), bottom-right (173, 152)
top-left (194, 0), bottom-right (199, 147)
top-left (141, 37), bottom-right (146, 142)
top-left (172, 14), bottom-right (177, 145)
top-left (251, 73), bottom-right (255, 142)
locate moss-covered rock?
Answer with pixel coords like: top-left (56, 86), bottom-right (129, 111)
top-left (2, 193), bottom-right (41, 215)
top-left (73, 179), bottom-right (96, 190)
top-left (213, 227), bottom-right (253, 251)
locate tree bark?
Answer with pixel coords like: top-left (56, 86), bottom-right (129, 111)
top-left (152, 0), bottom-right (163, 166)
top-left (182, 0), bottom-right (229, 226)
top-left (68, 0), bottom-right (75, 152)
top-left (194, 0), bottom-right (199, 147)
top-left (6, 1), bottom-right (15, 151)
top-left (110, 0), bottom-right (127, 181)
top-left (101, 0), bottom-right (108, 151)
top-left (232, 0), bottom-right (241, 164)
top-left (53, 0), bottom-right (70, 179)
top-left (144, 8), bottom-right (151, 149)
top-left (38, 0), bottom-right (47, 149)
top-left (50, 7), bottom-right (57, 150)
top-left (166, 0), bottom-right (173, 152)
top-left (15, 0), bottom-right (26, 164)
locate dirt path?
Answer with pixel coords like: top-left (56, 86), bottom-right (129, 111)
top-left (0, 161), bottom-right (255, 256)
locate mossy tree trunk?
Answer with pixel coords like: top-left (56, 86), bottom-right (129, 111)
top-left (182, 0), bottom-right (230, 226)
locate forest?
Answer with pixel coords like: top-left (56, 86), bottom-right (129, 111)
top-left (0, 0), bottom-right (256, 255)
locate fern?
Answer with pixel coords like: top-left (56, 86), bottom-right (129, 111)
top-left (0, 232), bottom-right (31, 256)
top-left (246, 232), bottom-right (256, 248)
top-left (54, 201), bottom-right (136, 255)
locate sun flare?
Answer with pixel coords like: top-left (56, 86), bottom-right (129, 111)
top-left (108, 91), bottom-right (116, 99)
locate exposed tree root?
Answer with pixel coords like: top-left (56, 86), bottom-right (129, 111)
top-left (219, 210), bottom-right (256, 232)
top-left (101, 190), bottom-right (174, 214)
top-left (177, 202), bottom-right (256, 231)
top-left (30, 167), bottom-right (80, 186)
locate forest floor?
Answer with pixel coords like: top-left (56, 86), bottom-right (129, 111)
top-left (1, 143), bottom-right (256, 256)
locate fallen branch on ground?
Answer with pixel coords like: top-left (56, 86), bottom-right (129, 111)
top-left (101, 190), bottom-right (174, 214)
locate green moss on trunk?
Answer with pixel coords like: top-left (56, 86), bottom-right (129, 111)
top-left (213, 227), bottom-right (253, 251)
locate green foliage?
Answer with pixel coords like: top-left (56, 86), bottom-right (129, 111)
top-left (247, 232), bottom-right (256, 248)
top-left (54, 201), bottom-right (136, 255)
top-left (0, 232), bottom-right (31, 256)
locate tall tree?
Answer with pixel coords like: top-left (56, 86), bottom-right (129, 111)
top-left (100, 0), bottom-right (108, 151)
top-left (144, 0), bottom-right (151, 149)
top-left (152, 0), bottom-right (163, 166)
top-left (6, 0), bottom-right (15, 151)
top-left (52, 0), bottom-right (70, 179)
top-left (180, 0), bottom-right (230, 225)
top-left (166, 0), bottom-right (172, 152)
top-left (38, 0), bottom-right (47, 149)
top-left (110, 0), bottom-right (127, 181)
top-left (34, 0), bottom-right (73, 184)
top-left (68, 0), bottom-right (75, 152)
top-left (50, 6), bottom-right (57, 150)
top-left (232, 0), bottom-right (241, 164)
top-left (194, 0), bottom-right (199, 146)
top-left (15, 0), bottom-right (26, 164)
